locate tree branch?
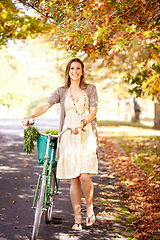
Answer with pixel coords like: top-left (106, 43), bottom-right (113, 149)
top-left (148, 7), bottom-right (160, 24)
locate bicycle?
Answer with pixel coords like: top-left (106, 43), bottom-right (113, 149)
top-left (28, 119), bottom-right (71, 240)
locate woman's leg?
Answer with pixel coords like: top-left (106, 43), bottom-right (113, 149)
top-left (70, 177), bottom-right (82, 230)
top-left (80, 173), bottom-right (96, 226)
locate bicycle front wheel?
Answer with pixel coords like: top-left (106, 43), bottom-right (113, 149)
top-left (32, 175), bottom-right (46, 240)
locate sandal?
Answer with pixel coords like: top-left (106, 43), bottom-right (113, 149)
top-left (86, 214), bottom-right (96, 227)
top-left (72, 223), bottom-right (82, 230)
top-left (72, 215), bottom-right (82, 230)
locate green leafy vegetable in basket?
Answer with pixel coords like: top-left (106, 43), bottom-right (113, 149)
top-left (23, 127), bottom-right (58, 154)
top-left (44, 130), bottom-right (58, 135)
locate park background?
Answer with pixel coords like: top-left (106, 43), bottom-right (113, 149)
top-left (0, 38), bottom-right (155, 126)
top-left (0, 1), bottom-right (160, 239)
top-left (0, 0), bottom-right (160, 129)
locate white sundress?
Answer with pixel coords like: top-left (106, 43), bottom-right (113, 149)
top-left (57, 94), bottom-right (98, 179)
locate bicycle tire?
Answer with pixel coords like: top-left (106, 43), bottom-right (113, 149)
top-left (32, 175), bottom-right (46, 240)
top-left (44, 170), bottom-right (56, 223)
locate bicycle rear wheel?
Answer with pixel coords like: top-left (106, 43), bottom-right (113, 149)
top-left (32, 175), bottom-right (46, 240)
top-left (44, 169), bottom-right (56, 223)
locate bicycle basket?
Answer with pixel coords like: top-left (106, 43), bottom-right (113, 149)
top-left (37, 136), bottom-right (57, 165)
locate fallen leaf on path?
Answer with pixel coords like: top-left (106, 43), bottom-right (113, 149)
top-left (98, 211), bottom-right (108, 215)
top-left (107, 227), bottom-right (115, 230)
top-left (26, 225), bottom-right (33, 228)
top-left (21, 160), bottom-right (27, 163)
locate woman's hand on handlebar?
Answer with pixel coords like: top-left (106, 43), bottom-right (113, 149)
top-left (21, 117), bottom-right (31, 127)
top-left (71, 126), bottom-right (80, 135)
top-left (71, 119), bottom-right (87, 135)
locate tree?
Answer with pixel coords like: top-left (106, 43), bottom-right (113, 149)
top-left (1, 0), bottom-right (160, 122)
top-left (0, 0), bottom-right (51, 47)
top-left (17, 0), bottom-right (160, 96)
top-left (17, 0), bottom-right (160, 126)
top-left (2, 0), bottom-right (159, 98)
top-left (125, 62), bottom-right (160, 128)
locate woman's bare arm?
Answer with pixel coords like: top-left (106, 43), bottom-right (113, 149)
top-left (22, 102), bottom-right (51, 126)
top-left (85, 107), bottom-right (97, 124)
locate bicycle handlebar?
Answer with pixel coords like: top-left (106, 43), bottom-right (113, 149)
top-left (28, 119), bottom-right (72, 138)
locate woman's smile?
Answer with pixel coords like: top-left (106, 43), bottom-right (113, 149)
top-left (69, 62), bottom-right (82, 82)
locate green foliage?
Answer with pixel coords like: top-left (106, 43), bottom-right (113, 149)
top-left (19, 0), bottom-right (160, 59)
top-left (125, 70), bottom-right (150, 97)
top-left (0, 0), bottom-right (51, 47)
top-left (152, 63), bottom-right (160, 73)
top-left (125, 63), bottom-right (160, 99)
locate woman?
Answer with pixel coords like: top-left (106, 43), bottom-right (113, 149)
top-left (22, 58), bottom-right (99, 230)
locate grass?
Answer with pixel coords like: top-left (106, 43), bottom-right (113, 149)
top-left (98, 119), bottom-right (154, 129)
top-left (98, 120), bottom-right (160, 181)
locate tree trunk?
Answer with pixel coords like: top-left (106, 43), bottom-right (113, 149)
top-left (154, 100), bottom-right (160, 129)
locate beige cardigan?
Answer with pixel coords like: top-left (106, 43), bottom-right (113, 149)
top-left (46, 84), bottom-right (99, 159)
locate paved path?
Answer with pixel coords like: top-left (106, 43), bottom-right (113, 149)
top-left (0, 119), bottom-right (133, 240)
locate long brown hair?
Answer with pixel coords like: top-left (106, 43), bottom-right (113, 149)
top-left (64, 58), bottom-right (87, 89)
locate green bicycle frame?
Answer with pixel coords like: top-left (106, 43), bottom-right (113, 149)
top-left (44, 142), bottom-right (58, 209)
top-left (32, 135), bottom-right (58, 209)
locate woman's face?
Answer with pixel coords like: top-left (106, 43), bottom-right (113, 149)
top-left (69, 62), bottom-right (83, 83)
